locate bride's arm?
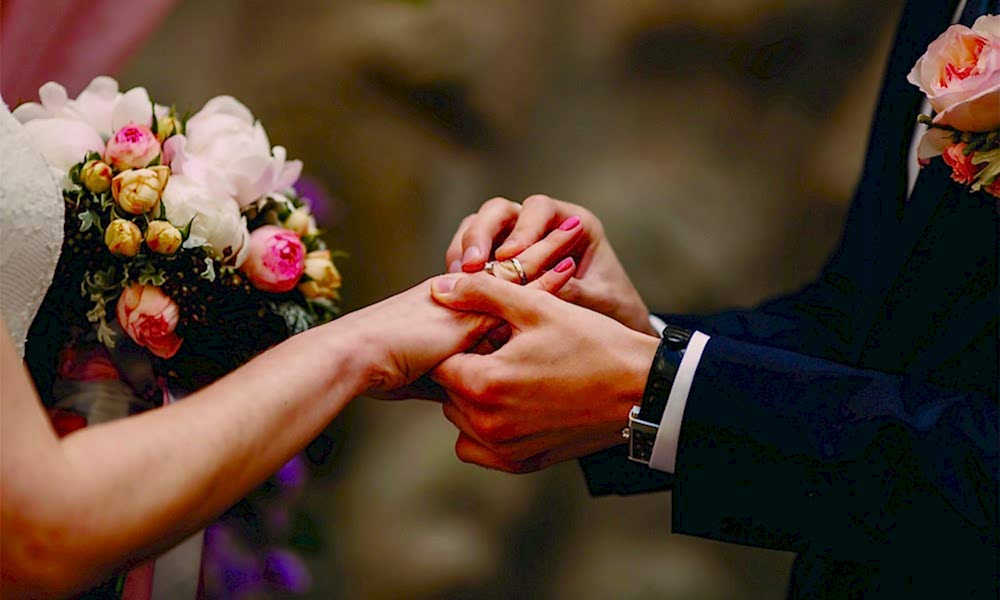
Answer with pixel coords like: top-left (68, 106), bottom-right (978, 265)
top-left (0, 266), bottom-right (574, 598)
top-left (1, 315), bottom-right (368, 597)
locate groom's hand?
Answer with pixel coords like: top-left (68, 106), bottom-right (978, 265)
top-left (429, 274), bottom-right (660, 473)
top-left (445, 195), bottom-right (656, 335)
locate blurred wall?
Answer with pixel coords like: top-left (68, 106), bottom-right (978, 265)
top-left (122, 0), bottom-right (905, 597)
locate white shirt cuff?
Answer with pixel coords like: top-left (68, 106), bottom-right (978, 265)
top-left (648, 314), bottom-right (668, 336)
top-left (647, 330), bottom-right (711, 473)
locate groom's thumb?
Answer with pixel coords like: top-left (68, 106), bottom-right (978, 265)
top-left (431, 273), bottom-right (533, 324)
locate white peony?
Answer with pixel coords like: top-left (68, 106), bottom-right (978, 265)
top-left (12, 77), bottom-right (168, 184)
top-left (13, 77), bottom-right (163, 140)
top-left (164, 96), bottom-right (301, 208)
top-left (21, 117), bottom-right (105, 175)
top-left (161, 174), bottom-right (251, 267)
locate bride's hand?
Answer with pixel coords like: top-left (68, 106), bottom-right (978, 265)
top-left (343, 258), bottom-right (578, 396)
top-left (444, 195), bottom-right (656, 335)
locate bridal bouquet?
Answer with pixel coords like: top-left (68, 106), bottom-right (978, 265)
top-left (15, 76), bottom-right (342, 387)
top-left (909, 14), bottom-right (1000, 198)
top-left (16, 77), bottom-right (340, 597)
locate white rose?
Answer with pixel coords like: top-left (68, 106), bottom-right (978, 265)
top-left (161, 174), bottom-right (251, 267)
top-left (165, 96), bottom-right (301, 208)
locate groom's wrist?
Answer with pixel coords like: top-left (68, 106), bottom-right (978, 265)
top-left (604, 331), bottom-right (661, 449)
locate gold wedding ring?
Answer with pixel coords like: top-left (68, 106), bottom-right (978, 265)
top-left (483, 258), bottom-right (528, 285)
top-left (508, 258), bottom-right (528, 285)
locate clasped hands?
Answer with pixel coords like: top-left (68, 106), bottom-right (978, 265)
top-left (426, 195), bottom-right (662, 473)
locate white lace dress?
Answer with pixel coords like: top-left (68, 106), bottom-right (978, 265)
top-left (0, 100), bottom-right (64, 355)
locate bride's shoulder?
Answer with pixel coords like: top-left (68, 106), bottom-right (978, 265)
top-left (0, 99), bottom-right (65, 356)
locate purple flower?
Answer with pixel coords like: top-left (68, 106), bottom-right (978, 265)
top-left (293, 175), bottom-right (336, 225)
top-left (264, 548), bottom-right (312, 594)
top-left (275, 454), bottom-right (309, 490)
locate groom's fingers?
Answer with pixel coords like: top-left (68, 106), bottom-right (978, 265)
top-left (460, 198), bottom-right (521, 272)
top-left (432, 273), bottom-right (532, 323)
top-left (431, 258), bottom-right (576, 325)
top-left (454, 433), bottom-right (524, 473)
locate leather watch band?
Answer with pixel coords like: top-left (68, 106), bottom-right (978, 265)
top-left (637, 325), bottom-right (692, 424)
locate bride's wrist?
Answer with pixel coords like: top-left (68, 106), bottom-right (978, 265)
top-left (309, 319), bottom-right (380, 399)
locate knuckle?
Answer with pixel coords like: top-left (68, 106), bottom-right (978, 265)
top-left (483, 196), bottom-right (514, 212)
top-left (471, 414), bottom-right (514, 445)
top-left (522, 193), bottom-right (552, 209)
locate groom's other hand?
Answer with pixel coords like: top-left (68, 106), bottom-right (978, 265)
top-left (429, 274), bottom-right (660, 473)
top-left (445, 195), bottom-right (656, 335)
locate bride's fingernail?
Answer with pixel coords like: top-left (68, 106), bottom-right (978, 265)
top-left (462, 246), bottom-right (481, 265)
top-left (433, 276), bottom-right (457, 294)
top-left (554, 257), bottom-right (574, 273)
top-left (559, 216), bottom-right (581, 231)
top-left (448, 260), bottom-right (462, 273)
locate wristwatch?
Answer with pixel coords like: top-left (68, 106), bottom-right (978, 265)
top-left (624, 324), bottom-right (692, 465)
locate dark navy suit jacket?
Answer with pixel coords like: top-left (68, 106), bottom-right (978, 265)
top-left (580, 1), bottom-right (999, 597)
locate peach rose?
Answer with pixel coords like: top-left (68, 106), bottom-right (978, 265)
top-left (111, 166), bottom-right (170, 215)
top-left (105, 123), bottom-right (162, 171)
top-left (116, 285), bottom-right (183, 359)
top-left (908, 16), bottom-right (1000, 133)
top-left (240, 225), bottom-right (306, 293)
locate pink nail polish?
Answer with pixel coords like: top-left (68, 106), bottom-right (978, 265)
top-left (559, 216), bottom-right (581, 231)
top-left (554, 258), bottom-right (574, 273)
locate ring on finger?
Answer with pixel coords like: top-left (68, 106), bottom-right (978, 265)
top-left (507, 258), bottom-right (528, 285)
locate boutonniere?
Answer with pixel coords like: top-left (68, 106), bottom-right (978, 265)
top-left (908, 15), bottom-right (1000, 199)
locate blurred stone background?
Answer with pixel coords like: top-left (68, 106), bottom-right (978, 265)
top-left (122, 0), bottom-right (904, 597)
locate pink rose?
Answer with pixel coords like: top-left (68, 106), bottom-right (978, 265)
top-left (116, 285), bottom-right (183, 359)
top-left (105, 123), bottom-right (162, 171)
top-left (941, 143), bottom-right (985, 185)
top-left (240, 225), bottom-right (306, 293)
top-left (908, 16), bottom-right (1000, 133)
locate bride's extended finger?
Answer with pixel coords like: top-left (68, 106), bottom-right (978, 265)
top-left (495, 194), bottom-right (568, 260)
top-left (445, 214), bottom-right (475, 273)
top-left (460, 198), bottom-right (521, 272)
top-left (526, 257), bottom-right (577, 295)
top-left (512, 216), bottom-right (584, 281)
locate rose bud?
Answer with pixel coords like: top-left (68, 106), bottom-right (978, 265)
top-left (81, 159), bottom-right (114, 193)
top-left (283, 207), bottom-right (317, 237)
top-left (105, 219), bottom-right (143, 257)
top-left (112, 166), bottom-right (170, 215)
top-left (116, 284), bottom-right (183, 359)
top-left (145, 220), bottom-right (183, 255)
top-left (240, 225), bottom-right (306, 293)
top-left (104, 123), bottom-right (162, 170)
top-left (298, 250), bottom-right (342, 300)
top-left (156, 114), bottom-right (182, 143)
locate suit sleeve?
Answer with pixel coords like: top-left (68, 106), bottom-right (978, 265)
top-left (579, 268), bottom-right (865, 496)
top-left (670, 334), bottom-right (998, 560)
top-left (579, 205), bottom-right (875, 496)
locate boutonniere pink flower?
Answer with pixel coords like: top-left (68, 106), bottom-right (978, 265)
top-left (908, 15), bottom-right (1000, 198)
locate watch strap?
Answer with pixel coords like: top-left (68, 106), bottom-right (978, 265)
top-left (637, 325), bottom-right (692, 423)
